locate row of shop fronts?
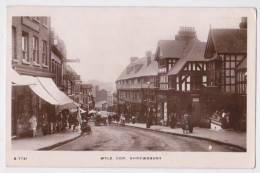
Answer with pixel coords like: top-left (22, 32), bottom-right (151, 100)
top-left (10, 16), bottom-right (86, 138)
top-left (116, 18), bottom-right (247, 131)
top-left (117, 88), bottom-right (246, 130)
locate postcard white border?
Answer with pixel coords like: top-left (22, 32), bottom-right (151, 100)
top-left (4, 6), bottom-right (256, 169)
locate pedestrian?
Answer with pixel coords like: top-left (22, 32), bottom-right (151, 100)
top-left (170, 113), bottom-right (176, 129)
top-left (188, 113), bottom-right (193, 133)
top-left (73, 115), bottom-right (79, 132)
top-left (68, 114), bottom-right (73, 129)
top-left (221, 109), bottom-right (227, 129)
top-left (29, 115), bottom-right (37, 138)
top-left (226, 112), bottom-right (230, 128)
top-left (182, 113), bottom-right (189, 134)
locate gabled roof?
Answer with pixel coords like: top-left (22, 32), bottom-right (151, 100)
top-left (155, 40), bottom-right (187, 59)
top-left (210, 29), bottom-right (247, 54)
top-left (167, 39), bottom-right (206, 75)
top-left (116, 55), bottom-right (158, 81)
top-left (136, 58), bottom-right (158, 78)
top-left (237, 57), bottom-right (247, 70)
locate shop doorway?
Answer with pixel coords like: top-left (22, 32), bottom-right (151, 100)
top-left (192, 97), bottom-right (200, 126)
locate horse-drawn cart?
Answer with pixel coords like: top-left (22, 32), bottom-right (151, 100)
top-left (94, 111), bottom-right (108, 126)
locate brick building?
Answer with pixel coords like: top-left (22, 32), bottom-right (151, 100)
top-left (12, 17), bottom-right (53, 77)
top-left (11, 17), bottom-right (54, 137)
top-left (11, 17), bottom-right (80, 138)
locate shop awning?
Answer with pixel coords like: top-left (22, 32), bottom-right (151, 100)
top-left (14, 75), bottom-right (78, 111)
top-left (21, 75), bottom-right (59, 105)
top-left (11, 69), bottom-right (36, 86)
top-left (37, 77), bottom-right (74, 105)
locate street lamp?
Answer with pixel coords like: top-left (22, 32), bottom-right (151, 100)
top-left (146, 81), bottom-right (151, 128)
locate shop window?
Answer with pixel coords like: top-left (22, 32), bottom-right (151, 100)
top-left (22, 31), bottom-right (29, 61)
top-left (42, 40), bottom-right (47, 65)
top-left (33, 36), bottom-right (39, 63)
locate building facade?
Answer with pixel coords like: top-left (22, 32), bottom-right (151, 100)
top-left (203, 17), bottom-right (247, 130)
top-left (155, 26), bottom-right (207, 126)
top-left (116, 52), bottom-right (159, 123)
top-left (80, 84), bottom-right (95, 112)
top-left (11, 17), bottom-right (55, 137)
top-left (50, 30), bottom-right (67, 90)
top-left (63, 65), bottom-right (82, 104)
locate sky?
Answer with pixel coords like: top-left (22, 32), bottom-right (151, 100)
top-left (50, 7), bottom-right (243, 83)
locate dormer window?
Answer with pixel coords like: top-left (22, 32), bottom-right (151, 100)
top-left (135, 64), bottom-right (143, 73)
top-left (127, 66), bottom-right (134, 74)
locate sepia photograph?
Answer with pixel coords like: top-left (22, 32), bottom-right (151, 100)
top-left (5, 6), bottom-right (256, 168)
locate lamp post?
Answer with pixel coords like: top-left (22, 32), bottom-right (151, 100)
top-left (146, 82), bottom-right (151, 128)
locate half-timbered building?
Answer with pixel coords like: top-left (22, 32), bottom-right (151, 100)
top-left (155, 26), bottom-right (207, 126)
top-left (203, 17), bottom-right (247, 130)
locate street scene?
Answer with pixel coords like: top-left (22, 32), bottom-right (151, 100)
top-left (51, 122), bottom-right (242, 152)
top-left (10, 10), bottom-right (247, 152)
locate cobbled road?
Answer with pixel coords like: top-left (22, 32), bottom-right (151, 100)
top-left (52, 122), bottom-right (240, 152)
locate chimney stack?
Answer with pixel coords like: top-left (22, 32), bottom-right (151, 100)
top-left (239, 17), bottom-right (247, 29)
top-left (175, 26), bottom-right (197, 41)
top-left (145, 51), bottom-right (152, 65)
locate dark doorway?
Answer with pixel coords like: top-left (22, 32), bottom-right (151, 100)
top-left (192, 98), bottom-right (200, 126)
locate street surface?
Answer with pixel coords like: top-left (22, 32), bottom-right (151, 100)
top-left (52, 122), bottom-right (240, 152)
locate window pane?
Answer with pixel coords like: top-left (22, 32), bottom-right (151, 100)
top-left (226, 85), bottom-right (230, 92)
top-left (225, 62), bottom-right (230, 68)
top-left (187, 76), bottom-right (190, 82)
top-left (231, 70), bottom-right (235, 76)
top-left (182, 83), bottom-right (185, 91)
top-left (197, 65), bottom-right (200, 71)
top-left (226, 78), bottom-right (230, 84)
top-left (203, 76), bottom-right (207, 82)
top-left (231, 62), bottom-right (235, 68)
top-left (231, 55), bottom-right (236, 60)
top-left (231, 77), bottom-right (235, 84)
top-left (187, 84), bottom-right (190, 91)
top-left (226, 70), bottom-right (230, 76)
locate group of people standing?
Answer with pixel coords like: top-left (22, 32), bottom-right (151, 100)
top-left (212, 109), bottom-right (230, 129)
top-left (181, 113), bottom-right (193, 134)
top-left (168, 112), bottom-right (193, 134)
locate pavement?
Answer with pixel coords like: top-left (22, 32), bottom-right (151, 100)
top-left (12, 127), bottom-right (81, 150)
top-left (53, 122), bottom-right (237, 152)
top-left (11, 122), bottom-right (246, 151)
top-left (114, 122), bottom-right (246, 150)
